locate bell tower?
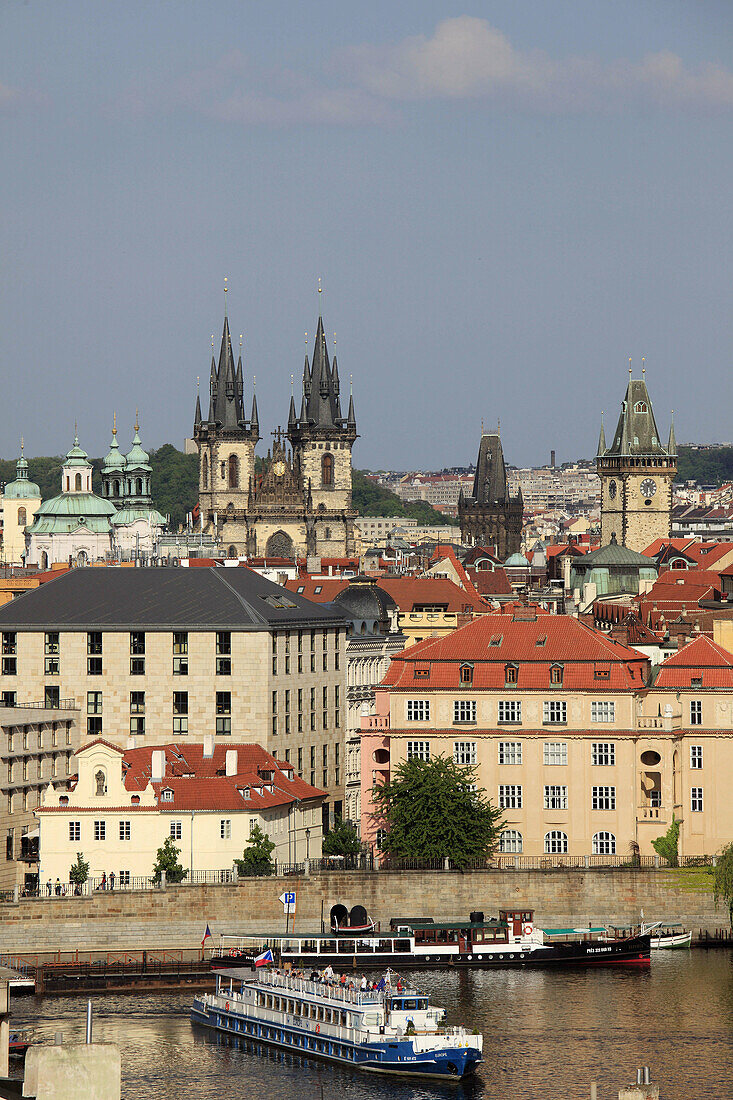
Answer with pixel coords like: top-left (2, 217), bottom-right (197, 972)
top-left (287, 313), bottom-right (358, 557)
top-left (193, 288), bottom-right (259, 555)
top-left (597, 368), bottom-right (676, 553)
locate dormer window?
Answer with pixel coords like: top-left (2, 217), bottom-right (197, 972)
top-left (265, 783), bottom-right (274, 793)
top-left (634, 402), bottom-right (648, 414)
top-left (161, 788), bottom-right (174, 802)
top-left (459, 663), bottom-right (473, 685)
top-left (505, 664), bottom-right (518, 686)
top-left (414, 667), bottom-right (430, 680)
top-left (131, 795), bottom-right (140, 805)
top-left (550, 664), bottom-right (564, 686)
top-left (241, 787), bottom-right (251, 799)
top-left (59, 795), bottom-right (69, 805)
top-left (691, 676), bottom-right (703, 688)
top-left (536, 636), bottom-right (547, 648)
top-left (489, 635), bottom-right (503, 647)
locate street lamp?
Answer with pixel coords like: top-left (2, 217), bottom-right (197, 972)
top-left (305, 828), bottom-right (311, 860)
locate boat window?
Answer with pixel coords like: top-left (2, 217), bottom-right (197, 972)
top-left (378, 939), bottom-right (392, 951)
top-left (341, 1011), bottom-right (348, 1026)
top-left (395, 939), bottom-right (410, 952)
top-left (402, 999), bottom-right (418, 1011)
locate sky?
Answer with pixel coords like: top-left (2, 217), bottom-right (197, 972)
top-left (2, 1), bottom-right (732, 472)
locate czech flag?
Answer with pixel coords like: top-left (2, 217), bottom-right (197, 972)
top-left (201, 923), bottom-right (213, 948)
top-left (255, 948), bottom-right (274, 968)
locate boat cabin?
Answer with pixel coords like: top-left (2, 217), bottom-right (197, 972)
top-left (498, 909), bottom-right (536, 937)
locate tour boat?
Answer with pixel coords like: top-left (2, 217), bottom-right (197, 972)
top-left (211, 908), bottom-right (650, 971)
top-left (641, 922), bottom-right (692, 950)
top-left (191, 966), bottom-right (483, 1079)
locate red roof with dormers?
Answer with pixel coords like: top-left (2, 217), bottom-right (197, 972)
top-left (381, 610), bottom-right (649, 692)
top-left (654, 635), bottom-right (733, 689)
top-left (285, 575), bottom-right (489, 614)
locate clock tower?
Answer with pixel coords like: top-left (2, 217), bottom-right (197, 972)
top-left (597, 373), bottom-right (676, 553)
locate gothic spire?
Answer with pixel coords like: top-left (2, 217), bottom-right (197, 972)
top-left (668, 411), bottom-right (676, 455)
top-left (597, 414), bottom-right (606, 457)
top-left (250, 392), bottom-right (259, 436)
top-left (288, 394), bottom-right (297, 430)
top-left (347, 392), bottom-right (356, 431)
top-left (194, 393), bottom-right (202, 428)
top-left (207, 355), bottom-right (217, 423)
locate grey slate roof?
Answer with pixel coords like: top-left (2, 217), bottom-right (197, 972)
top-left (0, 566), bottom-right (347, 632)
top-left (602, 379), bottom-right (669, 457)
top-left (470, 433), bottom-right (514, 505)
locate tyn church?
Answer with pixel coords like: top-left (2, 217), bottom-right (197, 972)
top-left (194, 309), bottom-right (357, 559)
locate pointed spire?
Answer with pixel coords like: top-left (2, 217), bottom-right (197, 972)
top-left (668, 411), bottom-right (676, 455)
top-left (250, 387), bottom-right (259, 436)
top-left (347, 392), bottom-right (356, 431)
top-left (597, 412), bottom-right (606, 456)
top-left (194, 391), bottom-right (202, 428)
top-left (288, 394), bottom-right (297, 429)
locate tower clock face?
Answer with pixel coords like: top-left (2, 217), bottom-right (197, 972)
top-left (640, 478), bottom-right (657, 498)
top-left (273, 461), bottom-right (286, 477)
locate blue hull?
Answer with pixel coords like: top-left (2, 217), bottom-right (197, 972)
top-left (191, 1001), bottom-right (482, 1080)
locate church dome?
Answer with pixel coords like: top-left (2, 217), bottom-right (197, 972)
top-left (332, 575), bottom-right (397, 635)
top-left (4, 450), bottom-right (40, 500)
top-left (102, 421), bottom-right (126, 474)
top-left (28, 490), bottom-right (117, 536)
top-left (64, 435), bottom-right (91, 468)
top-left (504, 552), bottom-right (529, 568)
top-left (125, 419), bottom-right (151, 472)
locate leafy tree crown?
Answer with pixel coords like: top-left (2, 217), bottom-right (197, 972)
top-left (152, 836), bottom-right (188, 884)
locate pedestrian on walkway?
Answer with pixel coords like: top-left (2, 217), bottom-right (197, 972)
top-left (109, 871), bottom-right (115, 891)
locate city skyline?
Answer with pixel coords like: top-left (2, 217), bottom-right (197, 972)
top-left (2, 3), bottom-right (732, 469)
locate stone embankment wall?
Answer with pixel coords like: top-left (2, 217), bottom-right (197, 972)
top-left (0, 869), bottom-right (723, 955)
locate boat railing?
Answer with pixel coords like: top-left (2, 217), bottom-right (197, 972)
top-left (223, 967), bottom-right (409, 1007)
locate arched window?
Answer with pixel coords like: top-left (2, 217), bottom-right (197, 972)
top-left (65, 477), bottom-right (70, 491)
top-left (460, 663), bottom-right (474, 685)
top-left (17, 507), bottom-right (26, 527)
top-left (136, 477), bottom-right (143, 496)
top-left (592, 831), bottom-right (616, 855)
top-left (321, 453), bottom-right (334, 487)
top-left (74, 473), bottom-right (82, 491)
top-left (40, 551), bottom-right (49, 570)
top-left (544, 830), bottom-right (568, 854)
top-left (228, 454), bottom-right (239, 488)
top-left (324, 526), bottom-right (331, 540)
top-left (228, 545), bottom-right (238, 559)
top-left (202, 455), bottom-right (209, 490)
top-left (499, 829), bottom-right (523, 854)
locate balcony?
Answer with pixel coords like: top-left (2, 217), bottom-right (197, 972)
top-left (637, 714), bottom-right (682, 732)
top-left (20, 836), bottom-right (39, 862)
top-left (638, 805), bottom-right (668, 822)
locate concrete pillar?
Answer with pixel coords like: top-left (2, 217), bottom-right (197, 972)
top-left (443, 857), bottom-right (450, 871)
top-left (13, 884), bottom-right (19, 904)
top-left (584, 855), bottom-right (590, 869)
top-left (160, 870), bottom-right (166, 890)
top-left (654, 855), bottom-right (659, 868)
top-left (23, 1043), bottom-right (121, 1100)
top-left (304, 859), bottom-right (310, 876)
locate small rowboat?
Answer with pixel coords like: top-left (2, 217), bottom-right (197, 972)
top-left (641, 921), bottom-right (692, 950)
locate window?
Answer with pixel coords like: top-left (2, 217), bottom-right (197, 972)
top-left (591, 742), bottom-right (615, 766)
top-left (690, 745), bottom-right (703, 769)
top-left (498, 741), bottom-right (522, 765)
top-left (406, 700), bottom-right (430, 722)
top-left (499, 784), bottom-right (522, 809)
top-left (504, 664), bottom-right (518, 685)
top-left (591, 786), bottom-right (616, 810)
top-left (592, 831), bottom-right (616, 855)
top-left (322, 685), bottom-right (328, 729)
top-left (228, 453), bottom-right (239, 488)
top-left (130, 691), bottom-right (145, 714)
top-left (161, 788), bottom-right (174, 802)
top-left (321, 453), bottom-right (334, 487)
top-left (44, 685), bottom-right (60, 709)
top-left (170, 821), bottom-right (182, 840)
top-left (173, 692), bottom-right (188, 735)
top-left (550, 664), bottom-right (564, 686)
top-left (119, 820), bottom-right (131, 841)
top-left (544, 830), bottom-right (568, 854)
top-left (459, 664), bottom-right (473, 685)
top-left (297, 748), bottom-right (303, 775)
top-left (2, 691), bottom-right (16, 707)
top-left (690, 701), bottom-right (702, 726)
top-left (216, 632), bottom-right (231, 675)
top-left (87, 691), bottom-right (102, 714)
top-left (498, 700), bottom-right (521, 724)
top-left (453, 700), bottom-right (477, 724)
top-left (87, 690), bottom-right (102, 736)
top-left (69, 821), bottom-right (81, 842)
top-left (216, 692), bottom-right (231, 736)
top-left (499, 829), bottom-right (523, 853)
top-left (130, 632), bottom-right (145, 675)
top-left (94, 820), bottom-right (106, 841)
top-left (543, 700), bottom-right (567, 724)
top-left (453, 741), bottom-right (477, 766)
top-left (544, 785), bottom-right (568, 810)
top-left (220, 819), bottom-right (232, 839)
top-left (119, 871), bottom-right (131, 887)
top-left (691, 787), bottom-right (703, 812)
top-left (44, 632), bottom-right (60, 675)
top-left (543, 742), bottom-right (567, 766)
top-left (406, 741), bottom-right (430, 761)
top-left (87, 632), bottom-right (102, 675)
top-left (591, 701), bottom-right (615, 723)
top-left (173, 632), bottom-right (188, 675)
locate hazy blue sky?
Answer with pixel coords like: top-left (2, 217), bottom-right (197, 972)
top-left (2, 2), bottom-right (732, 471)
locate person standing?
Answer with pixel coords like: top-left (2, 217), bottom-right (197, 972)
top-left (109, 871), bottom-right (115, 892)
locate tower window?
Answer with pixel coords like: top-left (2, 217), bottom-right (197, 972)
top-left (136, 477), bottom-right (143, 496)
top-left (321, 453), bottom-right (334, 487)
top-left (75, 473), bottom-right (82, 491)
top-left (202, 454), bottom-right (209, 490)
top-left (228, 454), bottom-right (239, 488)
top-left (17, 507), bottom-right (26, 526)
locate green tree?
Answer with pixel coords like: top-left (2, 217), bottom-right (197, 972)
top-left (322, 818), bottom-right (363, 857)
top-left (713, 844), bottom-right (733, 927)
top-left (351, 469), bottom-right (453, 526)
top-left (152, 836), bottom-right (188, 884)
top-left (235, 824), bottom-right (276, 877)
top-left (652, 815), bottom-right (680, 867)
top-left (69, 852), bottom-right (89, 885)
top-left (371, 755), bottom-right (505, 869)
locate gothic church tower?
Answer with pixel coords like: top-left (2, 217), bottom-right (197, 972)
top-left (193, 310), bottom-right (259, 555)
top-left (597, 372), bottom-right (676, 553)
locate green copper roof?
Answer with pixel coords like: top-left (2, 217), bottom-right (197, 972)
top-left (578, 538), bottom-right (657, 569)
top-left (125, 424), bottom-right (151, 471)
top-left (27, 491), bottom-right (117, 535)
top-left (4, 451), bottom-right (41, 500)
top-left (102, 427), bottom-right (126, 473)
top-left (602, 378), bottom-right (670, 458)
top-left (111, 505), bottom-right (166, 527)
top-left (64, 435), bottom-right (92, 468)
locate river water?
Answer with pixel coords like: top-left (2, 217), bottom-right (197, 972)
top-left (11, 952), bottom-right (733, 1099)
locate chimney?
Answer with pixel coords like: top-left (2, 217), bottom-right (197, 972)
top-left (203, 733), bottom-right (214, 758)
top-left (151, 749), bottom-right (165, 783)
top-left (550, 450), bottom-right (556, 469)
top-left (225, 749), bottom-right (238, 776)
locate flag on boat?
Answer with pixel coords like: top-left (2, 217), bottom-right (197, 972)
top-left (375, 977), bottom-right (386, 992)
top-left (201, 923), bottom-right (213, 948)
top-left (255, 948), bottom-right (274, 968)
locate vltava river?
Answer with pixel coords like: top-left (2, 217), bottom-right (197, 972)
top-left (12, 952), bottom-right (733, 1098)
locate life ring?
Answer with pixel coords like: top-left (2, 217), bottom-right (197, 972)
top-left (228, 949), bottom-right (238, 956)
top-left (315, 1024), bottom-right (320, 1033)
top-left (523, 923), bottom-right (533, 936)
top-left (225, 1002), bottom-right (230, 1010)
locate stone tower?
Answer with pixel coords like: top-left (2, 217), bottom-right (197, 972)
top-left (458, 430), bottom-right (523, 557)
top-left (193, 312), bottom-right (259, 555)
top-left (286, 314), bottom-right (358, 558)
top-left (597, 374), bottom-right (676, 553)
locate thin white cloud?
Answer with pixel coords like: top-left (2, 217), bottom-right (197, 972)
top-left (337, 16), bottom-right (733, 112)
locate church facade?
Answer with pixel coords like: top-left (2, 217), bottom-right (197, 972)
top-left (596, 375), bottom-right (676, 553)
top-left (194, 309), bottom-right (358, 559)
top-left (458, 430), bottom-right (523, 558)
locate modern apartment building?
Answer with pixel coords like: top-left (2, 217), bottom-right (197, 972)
top-left (0, 566), bottom-right (348, 824)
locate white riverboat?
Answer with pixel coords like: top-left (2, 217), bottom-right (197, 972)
top-left (191, 966), bottom-right (483, 1079)
top-left (641, 922), bottom-right (693, 950)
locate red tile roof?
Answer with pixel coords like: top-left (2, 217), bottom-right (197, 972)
top-left (464, 567), bottom-right (512, 597)
top-left (381, 611), bottom-right (648, 691)
top-left (285, 575), bottom-right (488, 614)
top-left (654, 635), bottom-right (733, 689)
